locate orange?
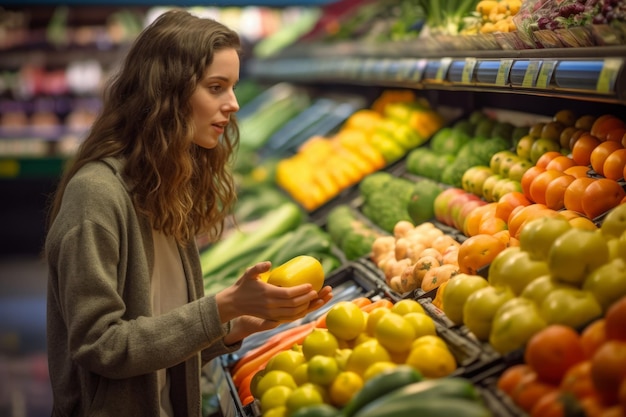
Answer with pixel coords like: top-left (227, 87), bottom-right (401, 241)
top-left (507, 203), bottom-right (548, 239)
top-left (568, 129), bottom-right (588, 151)
top-left (606, 127), bottom-right (626, 143)
top-left (521, 166), bottom-right (546, 201)
top-left (463, 203), bottom-right (494, 237)
top-left (495, 191), bottom-right (532, 222)
top-left (605, 296), bottom-right (626, 341)
top-left (497, 363), bottom-right (534, 395)
top-left (590, 141), bottom-right (623, 176)
top-left (524, 324), bottom-right (586, 385)
top-left (477, 216), bottom-right (508, 235)
top-left (535, 151), bottom-right (564, 170)
top-left (563, 165), bottom-right (591, 178)
top-left (581, 178), bottom-right (626, 219)
top-left (545, 155), bottom-right (577, 172)
top-left (564, 177), bottom-right (595, 214)
top-left (511, 371), bottom-right (559, 413)
top-left (590, 340), bottom-right (626, 405)
top-left (529, 169), bottom-right (565, 205)
top-left (545, 174), bottom-right (576, 210)
top-left (559, 209), bottom-right (584, 220)
top-left (568, 216), bottom-right (598, 230)
top-left (457, 234), bottom-right (506, 275)
top-left (590, 115), bottom-right (626, 141)
top-left (623, 132), bottom-right (626, 148)
top-left (603, 148), bottom-right (626, 180)
top-left (572, 134), bottom-right (601, 166)
top-left (580, 319), bottom-right (607, 359)
top-left (559, 360), bottom-right (597, 400)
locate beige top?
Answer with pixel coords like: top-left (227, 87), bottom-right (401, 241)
top-left (152, 230), bottom-right (189, 417)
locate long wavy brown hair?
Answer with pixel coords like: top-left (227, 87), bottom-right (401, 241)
top-left (47, 9), bottom-right (241, 245)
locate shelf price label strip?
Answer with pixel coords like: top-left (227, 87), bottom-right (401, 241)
top-left (596, 57), bottom-right (623, 94)
top-left (461, 57), bottom-right (477, 84)
top-left (495, 59), bottom-right (514, 86)
top-left (435, 57), bottom-right (453, 82)
top-left (536, 60), bottom-right (557, 89)
top-left (522, 60), bottom-right (542, 88)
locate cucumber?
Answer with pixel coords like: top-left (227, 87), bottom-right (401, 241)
top-left (353, 397), bottom-right (493, 417)
top-left (352, 377), bottom-right (484, 417)
top-left (342, 365), bottom-right (423, 417)
top-left (290, 403), bottom-right (341, 417)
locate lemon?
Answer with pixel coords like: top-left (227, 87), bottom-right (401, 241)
top-left (346, 339), bottom-right (391, 376)
top-left (403, 312), bottom-right (437, 338)
top-left (411, 335), bottom-right (448, 350)
top-left (391, 299), bottom-right (425, 316)
top-left (362, 361), bottom-right (397, 381)
top-left (265, 350), bottom-right (306, 374)
top-left (328, 371), bottom-right (364, 407)
top-left (325, 301), bottom-right (367, 341)
top-left (260, 385), bottom-right (293, 412)
top-left (293, 363), bottom-right (309, 386)
top-left (334, 348), bottom-right (352, 371)
top-left (366, 307), bottom-right (391, 336)
top-left (352, 333), bottom-right (374, 347)
top-left (285, 383), bottom-right (325, 415)
top-left (406, 344), bottom-right (457, 378)
top-left (374, 312), bottom-right (416, 353)
top-left (302, 329), bottom-right (340, 360)
top-left (249, 368), bottom-right (266, 398)
top-left (307, 355), bottom-right (339, 386)
top-left (256, 370), bottom-right (297, 398)
top-left (263, 406), bottom-right (287, 417)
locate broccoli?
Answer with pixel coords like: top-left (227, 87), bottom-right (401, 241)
top-left (360, 175), bottom-right (416, 233)
top-left (359, 172), bottom-right (395, 198)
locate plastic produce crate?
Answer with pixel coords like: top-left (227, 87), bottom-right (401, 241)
top-left (213, 261), bottom-right (393, 417)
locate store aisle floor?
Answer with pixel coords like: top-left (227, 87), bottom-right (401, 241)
top-left (0, 255), bottom-right (52, 417)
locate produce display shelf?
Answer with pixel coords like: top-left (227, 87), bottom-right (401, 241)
top-left (246, 46), bottom-right (626, 104)
top-left (215, 262), bottom-right (395, 417)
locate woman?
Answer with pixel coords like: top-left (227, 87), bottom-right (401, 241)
top-left (45, 9), bottom-right (332, 417)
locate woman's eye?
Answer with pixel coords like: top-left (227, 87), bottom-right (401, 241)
top-left (208, 85), bottom-right (222, 93)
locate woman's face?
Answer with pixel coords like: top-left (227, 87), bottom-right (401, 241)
top-left (190, 48), bottom-right (240, 149)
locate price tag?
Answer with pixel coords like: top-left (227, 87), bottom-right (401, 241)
top-left (462, 58), bottom-right (477, 84)
top-left (597, 58), bottom-right (623, 94)
top-left (386, 60), bottom-right (401, 80)
top-left (522, 60), bottom-right (542, 88)
top-left (536, 60), bottom-right (557, 88)
top-left (407, 59), bottom-right (427, 82)
top-left (435, 57), bottom-right (453, 82)
top-left (0, 159), bottom-right (20, 178)
top-left (495, 59), bottom-right (514, 86)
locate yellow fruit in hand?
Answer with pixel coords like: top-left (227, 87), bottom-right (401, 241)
top-left (267, 255), bottom-right (325, 291)
top-left (326, 301), bottom-right (366, 341)
top-left (374, 313), bottom-right (416, 353)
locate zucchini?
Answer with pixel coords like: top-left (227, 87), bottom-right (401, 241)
top-left (353, 397), bottom-right (493, 417)
top-left (353, 377), bottom-right (484, 417)
top-left (342, 365), bottom-right (423, 417)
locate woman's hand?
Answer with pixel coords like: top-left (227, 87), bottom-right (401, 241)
top-left (216, 261), bottom-right (334, 325)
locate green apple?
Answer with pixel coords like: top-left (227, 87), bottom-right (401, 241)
top-left (487, 246), bottom-right (522, 287)
top-left (489, 297), bottom-right (548, 355)
top-left (519, 216), bottom-right (573, 261)
top-left (548, 228), bottom-right (610, 286)
top-left (540, 287), bottom-right (603, 329)
top-left (442, 273), bottom-right (490, 325)
top-left (607, 238), bottom-right (626, 261)
top-left (520, 274), bottom-right (569, 306)
top-left (601, 204), bottom-right (626, 239)
top-left (488, 249), bottom-right (550, 295)
top-left (463, 285), bottom-right (515, 341)
top-left (582, 258), bottom-right (626, 312)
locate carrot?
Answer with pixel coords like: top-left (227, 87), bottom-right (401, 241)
top-left (231, 323), bottom-right (315, 386)
top-left (351, 297), bottom-right (373, 308)
top-left (360, 298), bottom-right (394, 313)
top-left (241, 395), bottom-right (255, 406)
top-left (232, 322), bottom-right (315, 374)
